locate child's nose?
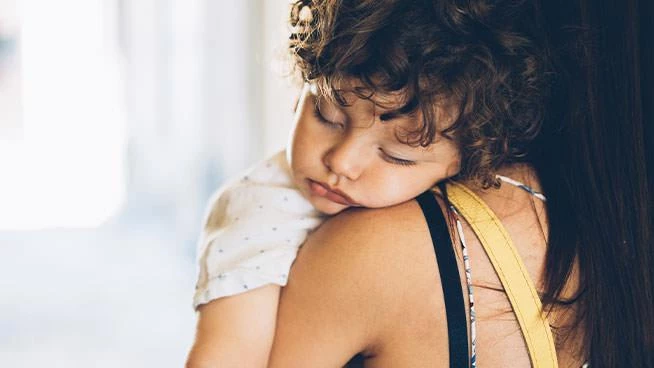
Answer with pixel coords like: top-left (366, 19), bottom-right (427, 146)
top-left (322, 137), bottom-right (371, 181)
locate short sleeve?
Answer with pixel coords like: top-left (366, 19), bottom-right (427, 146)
top-left (193, 150), bottom-right (324, 309)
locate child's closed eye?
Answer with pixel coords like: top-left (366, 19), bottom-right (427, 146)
top-left (312, 104), bottom-right (345, 131)
top-left (378, 148), bottom-right (417, 167)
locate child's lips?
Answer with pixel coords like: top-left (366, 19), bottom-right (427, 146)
top-left (307, 179), bottom-right (359, 206)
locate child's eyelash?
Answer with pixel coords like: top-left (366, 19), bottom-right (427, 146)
top-left (379, 149), bottom-right (417, 167)
top-left (312, 105), bottom-right (415, 167)
top-left (312, 105), bottom-right (342, 129)
top-left (312, 107), bottom-right (328, 123)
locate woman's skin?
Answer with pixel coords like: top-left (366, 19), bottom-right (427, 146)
top-left (186, 84), bottom-right (461, 368)
top-left (268, 164), bottom-right (587, 367)
top-left (267, 84), bottom-right (586, 366)
top-left (189, 84), bottom-right (586, 367)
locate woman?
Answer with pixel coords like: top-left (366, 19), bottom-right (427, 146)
top-left (266, 0), bottom-right (653, 367)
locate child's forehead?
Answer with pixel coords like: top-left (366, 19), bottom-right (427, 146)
top-left (307, 83), bottom-right (436, 145)
top-left (307, 81), bottom-right (411, 117)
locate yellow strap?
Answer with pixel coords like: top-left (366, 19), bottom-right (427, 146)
top-left (445, 181), bottom-right (558, 368)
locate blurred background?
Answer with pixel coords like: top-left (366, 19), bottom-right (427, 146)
top-left (0, 0), bottom-right (297, 366)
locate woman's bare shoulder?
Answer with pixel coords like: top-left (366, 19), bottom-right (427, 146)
top-left (303, 200), bottom-right (437, 282)
top-left (321, 199), bottom-right (432, 246)
top-left (269, 199), bottom-right (448, 366)
top-left (286, 199), bottom-right (437, 310)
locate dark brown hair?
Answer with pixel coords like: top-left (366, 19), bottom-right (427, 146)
top-left (290, 0), bottom-right (552, 188)
top-left (534, 0), bottom-right (654, 366)
top-left (289, 0), bottom-right (654, 366)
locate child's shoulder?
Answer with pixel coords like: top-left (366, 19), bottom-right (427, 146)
top-left (209, 150), bottom-right (294, 199)
top-left (201, 150), bottom-right (315, 231)
top-left (240, 150), bottom-right (293, 187)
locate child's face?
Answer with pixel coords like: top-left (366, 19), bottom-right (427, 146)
top-left (288, 83), bottom-right (461, 215)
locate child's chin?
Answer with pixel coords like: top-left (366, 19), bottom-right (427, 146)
top-left (312, 200), bottom-right (349, 216)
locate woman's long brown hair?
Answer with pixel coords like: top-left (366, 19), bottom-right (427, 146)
top-left (289, 0), bottom-right (654, 365)
top-left (535, 0), bottom-right (654, 365)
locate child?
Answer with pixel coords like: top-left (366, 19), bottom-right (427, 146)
top-left (187, 0), bottom-right (654, 366)
top-left (189, 78), bottom-right (463, 366)
top-left (186, 0), bottom-right (545, 365)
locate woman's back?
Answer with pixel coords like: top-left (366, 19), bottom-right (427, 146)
top-left (269, 163), bottom-right (587, 367)
top-left (268, 1), bottom-right (654, 365)
top-left (361, 164), bottom-right (586, 367)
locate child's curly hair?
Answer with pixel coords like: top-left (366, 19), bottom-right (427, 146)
top-left (289, 0), bottom-right (553, 188)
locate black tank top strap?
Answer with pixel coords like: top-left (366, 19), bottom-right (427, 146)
top-left (416, 187), bottom-right (470, 368)
top-left (345, 187), bottom-right (469, 368)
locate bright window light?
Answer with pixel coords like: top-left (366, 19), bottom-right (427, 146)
top-left (0, 0), bottom-right (126, 230)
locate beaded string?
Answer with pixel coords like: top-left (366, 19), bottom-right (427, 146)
top-left (447, 175), bottom-right (547, 367)
top-left (496, 174), bottom-right (547, 201)
top-left (449, 205), bottom-right (477, 367)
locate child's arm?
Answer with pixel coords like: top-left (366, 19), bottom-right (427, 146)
top-left (186, 151), bottom-right (323, 367)
top-left (186, 285), bottom-right (280, 368)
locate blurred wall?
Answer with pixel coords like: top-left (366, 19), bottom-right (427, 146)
top-left (122, 0), bottom-right (296, 175)
top-left (121, 0), bottom-right (297, 242)
top-left (0, 1), bottom-right (298, 367)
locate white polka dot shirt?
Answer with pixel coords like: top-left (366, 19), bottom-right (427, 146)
top-left (193, 150), bottom-right (324, 309)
